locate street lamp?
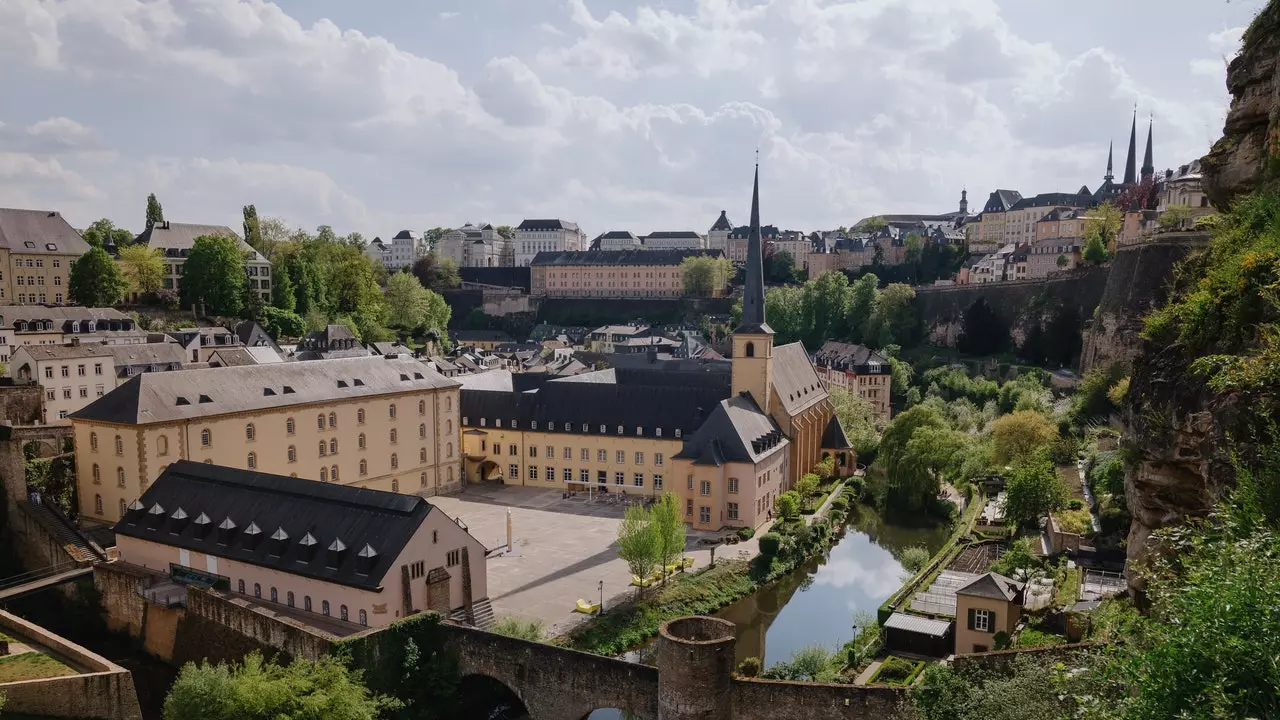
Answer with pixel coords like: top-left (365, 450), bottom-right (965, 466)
top-left (598, 580), bottom-right (604, 614)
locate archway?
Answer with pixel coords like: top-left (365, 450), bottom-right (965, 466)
top-left (581, 710), bottom-right (644, 720)
top-left (477, 460), bottom-right (501, 484)
top-left (457, 674), bottom-right (529, 720)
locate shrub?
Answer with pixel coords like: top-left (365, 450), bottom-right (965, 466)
top-left (1017, 628), bottom-right (1065, 648)
top-left (991, 537), bottom-right (1041, 577)
top-left (871, 655), bottom-right (921, 685)
top-left (490, 617), bottom-right (545, 642)
top-left (831, 494), bottom-right (850, 511)
top-left (1056, 508), bottom-right (1094, 536)
top-left (774, 491), bottom-right (801, 521)
top-left (900, 545), bottom-right (931, 575)
top-left (1067, 499), bottom-right (1084, 510)
top-left (758, 533), bottom-right (782, 557)
top-left (736, 526), bottom-right (755, 541)
top-left (736, 657), bottom-right (761, 677)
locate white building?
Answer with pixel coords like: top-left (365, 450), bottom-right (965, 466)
top-left (641, 231), bottom-right (705, 250)
top-left (595, 231), bottom-right (642, 251)
top-left (438, 224), bottom-right (511, 268)
top-left (10, 341), bottom-right (186, 424)
top-left (707, 211), bottom-right (733, 255)
top-left (363, 237), bottom-right (390, 266)
top-left (383, 230), bottom-right (423, 270)
top-left (515, 219), bottom-right (585, 266)
top-left (132, 222), bottom-right (272, 302)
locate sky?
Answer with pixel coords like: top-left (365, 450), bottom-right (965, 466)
top-left (0, 0), bottom-right (1262, 240)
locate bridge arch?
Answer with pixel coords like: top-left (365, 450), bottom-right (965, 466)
top-left (457, 673), bottom-right (529, 719)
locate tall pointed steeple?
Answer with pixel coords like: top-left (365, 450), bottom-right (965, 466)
top-left (737, 162), bottom-right (771, 334)
top-left (1123, 108), bottom-right (1138, 185)
top-left (1104, 141), bottom-right (1114, 182)
top-left (1141, 116), bottom-right (1154, 181)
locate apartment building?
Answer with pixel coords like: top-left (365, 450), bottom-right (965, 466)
top-left (594, 231), bottom-right (642, 251)
top-left (1002, 191), bottom-right (1093, 247)
top-left (112, 461), bottom-right (487, 629)
top-left (641, 231), bottom-right (705, 251)
top-left (9, 341), bottom-right (186, 423)
top-left (132, 222), bottom-right (271, 302)
top-left (811, 341), bottom-right (893, 424)
top-left (514, 219), bottom-right (586, 267)
top-left (728, 223), bottom-right (778, 263)
top-left (70, 355), bottom-right (463, 527)
top-left (0, 307), bottom-right (142, 364)
top-left (530, 249), bottom-right (726, 299)
top-left (0, 208), bottom-right (92, 306)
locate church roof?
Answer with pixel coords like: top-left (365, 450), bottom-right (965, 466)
top-left (770, 342), bottom-right (828, 416)
top-left (821, 415), bottom-right (854, 450)
top-left (673, 393), bottom-right (787, 466)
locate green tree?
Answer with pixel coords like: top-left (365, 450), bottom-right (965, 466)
top-left (764, 286), bottom-right (804, 344)
top-left (80, 218), bottom-right (133, 249)
top-left (766, 250), bottom-right (799, 284)
top-left (877, 404), bottom-right (948, 512)
top-left (859, 216), bottom-right (888, 232)
top-left (1083, 235), bottom-right (1109, 264)
top-left (162, 652), bottom-right (383, 720)
top-left (258, 306), bottom-right (305, 339)
top-left (116, 244), bottom-right (165, 296)
top-left (800, 271), bottom-right (851, 348)
top-left (1055, 254), bottom-right (1069, 269)
top-left (796, 473), bottom-right (820, 503)
top-left (681, 255), bottom-right (733, 297)
top-left (1002, 451), bottom-right (1067, 527)
top-left (829, 386), bottom-right (879, 457)
top-left (904, 232), bottom-right (923, 265)
top-left (774, 491), bottom-right (801, 520)
top-left (990, 410), bottom-right (1057, 465)
top-left (181, 235), bottom-right (247, 316)
top-left (242, 205), bottom-right (261, 253)
top-left (271, 261), bottom-right (297, 312)
top-left (384, 272), bottom-right (435, 330)
top-left (845, 273), bottom-right (879, 344)
top-left (866, 283), bottom-right (918, 348)
top-left (145, 193), bottom-right (164, 230)
top-left (411, 254), bottom-right (461, 292)
top-left (69, 247), bottom-right (126, 306)
top-left (1158, 204), bottom-right (1193, 229)
top-left (254, 216), bottom-right (290, 263)
top-left (650, 492), bottom-right (686, 571)
top-left (494, 225), bottom-right (515, 240)
top-left (617, 503), bottom-right (660, 583)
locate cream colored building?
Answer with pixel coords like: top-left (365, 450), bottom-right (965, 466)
top-left (1002, 191), bottom-right (1092, 247)
top-left (113, 461), bottom-right (487, 629)
top-left (70, 355), bottom-right (462, 527)
top-left (11, 341), bottom-right (187, 424)
top-left (811, 342), bottom-right (893, 425)
top-left (515, 219), bottom-right (585, 267)
top-left (531, 249), bottom-right (727, 299)
top-left (0, 307), bottom-right (142, 364)
top-left (0, 208), bottom-right (92, 306)
top-left (954, 572), bottom-right (1025, 654)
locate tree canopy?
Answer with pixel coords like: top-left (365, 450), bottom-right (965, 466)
top-left (162, 652), bottom-right (384, 720)
top-left (990, 410), bottom-right (1057, 465)
top-left (760, 271), bottom-right (919, 350)
top-left (80, 218), bottom-right (133, 249)
top-left (69, 248), bottom-right (126, 307)
top-left (117, 244), bottom-right (165, 297)
top-left (681, 255), bottom-right (734, 297)
top-left (410, 254), bottom-right (461, 293)
top-left (181, 235), bottom-right (247, 316)
top-left (384, 271), bottom-right (451, 333)
top-left (145, 193), bottom-right (164, 229)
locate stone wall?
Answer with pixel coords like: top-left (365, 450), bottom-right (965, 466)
top-left (950, 641), bottom-right (1106, 674)
top-left (0, 608), bottom-right (143, 720)
top-left (732, 679), bottom-right (903, 720)
top-left (181, 587), bottom-right (334, 663)
top-left (1046, 514), bottom-right (1082, 554)
top-left (0, 384), bottom-right (43, 426)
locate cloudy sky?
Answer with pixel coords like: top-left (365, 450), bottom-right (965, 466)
top-left (0, 0), bottom-right (1259, 239)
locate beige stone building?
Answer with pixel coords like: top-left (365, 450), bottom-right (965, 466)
top-left (0, 307), bottom-right (142, 364)
top-left (70, 355), bottom-right (462, 527)
top-left (954, 571), bottom-right (1025, 654)
top-left (113, 461), bottom-right (487, 629)
top-left (0, 208), bottom-right (92, 306)
top-left (811, 342), bottom-right (893, 425)
top-left (530, 249), bottom-right (728, 299)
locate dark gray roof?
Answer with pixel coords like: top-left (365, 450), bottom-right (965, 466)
top-left (13, 344), bottom-right (115, 361)
top-left (392, 230), bottom-right (420, 241)
top-left (112, 461), bottom-right (447, 591)
top-left (2, 307), bottom-right (132, 330)
top-left (234, 321), bottom-right (283, 353)
top-left (982, 190), bottom-right (1023, 213)
top-left (768, 342), bottom-right (827, 415)
top-left (957, 572), bottom-right (1025, 601)
top-left (643, 231), bottom-right (702, 240)
top-left (0, 208), bottom-right (91, 256)
top-left (106, 343), bottom-right (187, 369)
top-left (1010, 191), bottom-right (1092, 211)
top-left (822, 415), bottom-right (853, 450)
top-left (517, 219), bottom-right (580, 232)
top-left (710, 211), bottom-right (733, 232)
top-left (135, 222), bottom-right (260, 260)
top-left (598, 231), bottom-right (640, 240)
top-left (812, 341), bottom-right (890, 374)
top-left (452, 330), bottom-right (514, 343)
top-left (209, 347), bottom-right (259, 367)
top-left (673, 394), bottom-right (787, 466)
top-left (531, 249), bottom-right (723, 267)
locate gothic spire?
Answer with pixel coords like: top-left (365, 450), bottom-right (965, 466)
top-left (1141, 115), bottom-right (1154, 180)
top-left (736, 162), bottom-right (771, 335)
top-left (1104, 141), bottom-right (1114, 182)
top-left (1123, 108), bottom-right (1138, 185)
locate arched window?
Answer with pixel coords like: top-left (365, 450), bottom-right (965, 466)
top-left (357, 408), bottom-right (365, 424)
top-left (390, 429), bottom-right (398, 444)
top-left (247, 452), bottom-right (257, 469)
top-left (446, 396), bottom-right (452, 411)
top-left (390, 453), bottom-right (398, 469)
top-left (287, 591), bottom-right (295, 607)
top-left (418, 400), bottom-right (426, 415)
top-left (201, 429), bottom-right (211, 447)
top-left (331, 465), bottom-right (338, 482)
top-left (322, 600), bottom-right (330, 616)
top-left (420, 448), bottom-right (427, 463)
top-left (304, 596), bottom-right (312, 612)
top-left (420, 472), bottom-right (427, 487)
top-left (245, 423), bottom-right (255, 441)
top-left (119, 499), bottom-right (127, 517)
top-left (359, 459), bottom-right (368, 476)
top-left (419, 423), bottom-right (426, 439)
top-left (329, 439), bottom-right (337, 454)
top-left (115, 435), bottom-right (123, 454)
top-left (328, 412), bottom-right (337, 428)
top-left (238, 579), bottom-right (245, 594)
top-left (447, 443), bottom-right (453, 458)
top-left (90, 432), bottom-right (98, 451)
top-left (448, 467), bottom-right (454, 482)
top-left (392, 478), bottom-right (399, 492)
top-left (317, 414), bottom-right (325, 430)
top-left (116, 467), bottom-right (125, 487)
top-left (270, 587), bottom-right (278, 603)
top-left (319, 441), bottom-right (327, 457)
top-left (320, 467), bottom-right (328, 482)
top-left (157, 435), bottom-right (169, 456)
top-left (446, 419), bottom-right (452, 434)
top-left (745, 342), bottom-right (755, 358)
top-left (340, 605), bottom-right (349, 621)
top-left (92, 464), bottom-right (100, 484)
top-left (94, 494), bottom-right (103, 514)
top-left (286, 417), bottom-right (295, 435)
top-left (389, 404), bottom-right (397, 419)
top-left (358, 433), bottom-right (366, 450)
top-left (287, 446), bottom-right (297, 463)
top-left (359, 609), bottom-right (367, 626)
top-left (253, 583), bottom-right (261, 598)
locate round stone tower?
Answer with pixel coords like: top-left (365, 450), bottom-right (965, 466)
top-left (657, 616), bottom-right (736, 720)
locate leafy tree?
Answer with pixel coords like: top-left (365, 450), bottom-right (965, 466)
top-left (258, 306), bottom-right (305, 339)
top-left (271, 262), bottom-right (296, 312)
top-left (145, 193), bottom-right (164, 230)
top-left (1083, 235), bottom-right (1109, 264)
top-left (830, 386), bottom-right (879, 458)
top-left (80, 218), bottom-right (133, 249)
top-left (1158, 204), bottom-right (1193, 229)
top-left (845, 273), bottom-right (879, 344)
top-left (410, 254), bottom-right (461, 293)
top-left (1056, 254), bottom-right (1069, 269)
top-left (681, 255), bottom-right (733, 297)
top-left (1002, 450), bottom-right (1067, 526)
top-left (765, 250), bottom-right (799, 284)
top-left (866, 283), bottom-right (918, 348)
top-left (763, 286), bottom-right (804, 344)
top-left (650, 493), bottom-right (686, 571)
top-left (616, 503), bottom-right (659, 583)
top-left (384, 272), bottom-right (435, 330)
top-left (1071, 363), bottom-right (1126, 423)
top-left (800, 271), bottom-right (852, 348)
top-left (956, 297), bottom-right (1010, 356)
top-left (904, 232), bottom-right (923, 265)
top-left (254, 217), bottom-right (290, 263)
top-left (423, 227), bottom-right (450, 248)
top-left (796, 473), bottom-right (820, 503)
top-left (117, 244), bottom-right (165, 296)
top-left (181, 235), bottom-right (247, 316)
top-left (991, 410), bottom-right (1057, 465)
top-left (1084, 201), bottom-right (1122, 252)
top-left (242, 204), bottom-right (261, 253)
top-left (163, 652), bottom-right (384, 720)
top-left (69, 248), bottom-right (126, 306)
top-left (859, 216), bottom-right (888, 232)
top-left (494, 225), bottom-right (515, 240)
top-left (774, 491), bottom-right (801, 521)
top-left (758, 533), bottom-right (782, 556)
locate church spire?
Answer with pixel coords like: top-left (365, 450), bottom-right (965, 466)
top-left (737, 162), bottom-right (770, 334)
top-left (1123, 108), bottom-right (1138, 185)
top-left (1141, 115), bottom-right (1154, 181)
top-left (1104, 141), bottom-right (1114, 182)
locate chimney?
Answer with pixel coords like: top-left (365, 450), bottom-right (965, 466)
top-left (356, 543), bottom-right (378, 575)
top-left (269, 527), bottom-right (289, 557)
top-left (192, 512), bottom-right (212, 539)
top-left (243, 522), bottom-right (262, 550)
top-left (169, 507), bottom-right (190, 534)
top-left (298, 532), bottom-right (319, 562)
top-left (326, 538), bottom-right (347, 569)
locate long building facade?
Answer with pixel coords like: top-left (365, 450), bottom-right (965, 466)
top-left (70, 355), bottom-right (462, 526)
top-left (530, 249), bottom-right (726, 299)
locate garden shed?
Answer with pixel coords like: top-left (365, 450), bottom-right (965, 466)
top-left (883, 612), bottom-right (953, 657)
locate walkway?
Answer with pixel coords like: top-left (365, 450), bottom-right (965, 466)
top-left (0, 564), bottom-right (93, 602)
top-left (805, 480), bottom-right (847, 525)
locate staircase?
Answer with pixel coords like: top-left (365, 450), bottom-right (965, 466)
top-left (23, 495), bottom-right (106, 563)
top-left (450, 598), bottom-right (495, 630)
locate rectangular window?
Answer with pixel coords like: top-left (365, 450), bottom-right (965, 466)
top-left (563, 468), bottom-right (573, 483)
top-left (635, 452), bottom-right (644, 465)
top-left (634, 473), bottom-right (645, 488)
top-left (529, 466), bottom-right (538, 481)
top-left (597, 470), bottom-right (607, 485)
top-left (546, 445), bottom-right (554, 458)
top-left (44, 367), bottom-right (52, 379)
top-left (687, 475), bottom-right (694, 490)
top-left (94, 363), bottom-right (102, 375)
top-left (654, 474), bottom-right (663, 490)
top-left (546, 466), bottom-right (554, 482)
top-left (508, 464), bottom-right (519, 479)
top-left (655, 453), bottom-right (663, 466)
top-left (699, 506), bottom-right (711, 523)
top-left (509, 444), bottom-right (517, 455)
top-left (686, 498), bottom-right (693, 516)
top-left (78, 387), bottom-right (87, 398)
top-left (77, 364), bottom-right (85, 376)
top-left (60, 365), bottom-right (68, 377)
top-left (614, 472), bottom-right (624, 485)
top-left (597, 449), bottom-right (606, 462)
top-left (700, 480), bottom-right (711, 496)
top-left (62, 388), bottom-right (71, 400)
top-left (447, 550), bottom-right (460, 567)
top-left (529, 446), bottom-right (537, 458)
top-left (563, 447), bottom-right (571, 459)
top-left (972, 609), bottom-right (993, 633)
top-left (728, 503), bottom-right (739, 520)
top-left (581, 448), bottom-right (589, 461)
top-left (493, 444), bottom-right (501, 456)
top-left (616, 450), bottom-right (625, 464)
top-left (728, 477), bottom-right (739, 493)
top-left (580, 469), bottom-right (589, 484)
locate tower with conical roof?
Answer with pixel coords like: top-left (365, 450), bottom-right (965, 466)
top-left (731, 163), bottom-right (774, 413)
top-left (1141, 116), bottom-right (1154, 181)
top-left (959, 189), bottom-right (969, 216)
top-left (1123, 109), bottom-right (1138, 186)
top-left (1104, 141), bottom-right (1115, 182)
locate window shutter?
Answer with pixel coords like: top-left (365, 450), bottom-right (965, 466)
top-left (989, 611), bottom-right (997, 630)
top-left (967, 608), bottom-right (976, 631)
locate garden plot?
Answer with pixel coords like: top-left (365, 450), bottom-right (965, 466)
top-left (909, 570), bottom-right (982, 616)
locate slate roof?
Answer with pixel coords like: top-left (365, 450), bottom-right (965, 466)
top-left (12, 344), bottom-right (115, 361)
top-left (710, 211), bottom-right (733, 232)
top-left (821, 415), bottom-right (853, 450)
top-left (452, 330), bottom-right (514, 343)
top-left (517, 219), bottom-right (580, 232)
top-left (598, 230), bottom-right (640, 240)
top-left (531, 249), bottom-right (723, 267)
top-left (673, 394), bottom-right (787, 466)
top-left (1010, 191), bottom-right (1092, 211)
top-left (392, 230), bottom-right (420, 241)
top-left (2, 307), bottom-right (132, 331)
top-left (0, 208), bottom-right (91, 256)
top-left (957, 571), bottom-right (1025, 602)
top-left (768, 342), bottom-right (828, 415)
top-left (981, 190), bottom-right (1023, 214)
top-left (112, 461), bottom-right (452, 591)
top-left (643, 231), bottom-right (702, 240)
top-left (135, 222), bottom-right (261, 261)
top-left (209, 347), bottom-right (259, 367)
top-left (812, 341), bottom-right (890, 374)
top-left (107, 343), bottom-right (187, 369)
top-left (70, 355), bottom-right (458, 425)
top-left (245, 347), bottom-right (285, 364)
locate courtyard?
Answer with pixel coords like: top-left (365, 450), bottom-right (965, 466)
top-left (430, 484), bottom-right (762, 634)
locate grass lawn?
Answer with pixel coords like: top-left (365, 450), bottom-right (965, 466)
top-left (0, 652), bottom-right (76, 682)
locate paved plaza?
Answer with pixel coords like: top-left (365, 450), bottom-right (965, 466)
top-left (429, 484), bottom-right (763, 635)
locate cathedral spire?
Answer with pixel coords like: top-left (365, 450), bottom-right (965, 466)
top-left (736, 162), bottom-right (770, 334)
top-left (1141, 115), bottom-right (1154, 181)
top-left (1104, 141), bottom-right (1114, 182)
top-left (1123, 108), bottom-right (1138, 185)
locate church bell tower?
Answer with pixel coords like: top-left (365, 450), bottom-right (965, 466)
top-left (731, 162), bottom-right (774, 414)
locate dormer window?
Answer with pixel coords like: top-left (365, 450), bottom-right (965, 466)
top-left (675, 429), bottom-right (682, 438)
top-left (531, 421), bottom-right (538, 430)
top-left (656, 428), bottom-right (663, 437)
top-left (636, 426), bottom-right (643, 436)
top-left (495, 419), bottom-right (501, 428)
